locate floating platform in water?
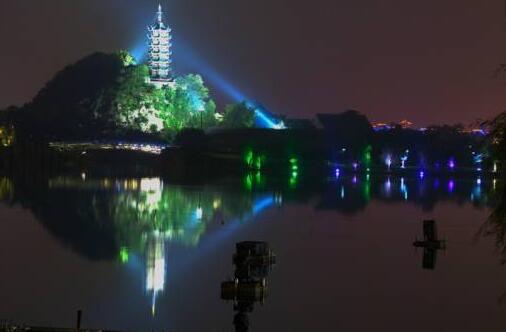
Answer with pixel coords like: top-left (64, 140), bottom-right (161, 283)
top-left (221, 279), bottom-right (268, 302)
top-left (233, 241), bottom-right (276, 266)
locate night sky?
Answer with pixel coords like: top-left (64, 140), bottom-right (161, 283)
top-left (1, 0), bottom-right (506, 126)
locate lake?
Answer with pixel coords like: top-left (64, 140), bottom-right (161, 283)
top-left (0, 173), bottom-right (505, 332)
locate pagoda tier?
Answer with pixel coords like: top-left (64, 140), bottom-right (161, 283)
top-left (147, 4), bottom-right (173, 87)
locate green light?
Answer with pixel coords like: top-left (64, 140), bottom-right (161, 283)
top-left (255, 171), bottom-right (262, 185)
top-left (289, 161), bottom-right (299, 188)
top-left (119, 247), bottom-right (129, 264)
top-left (289, 176), bottom-right (298, 188)
top-left (362, 145), bottom-right (372, 168)
top-left (289, 157), bottom-right (299, 175)
top-left (255, 155), bottom-right (265, 170)
top-left (244, 174), bottom-right (253, 191)
top-left (255, 158), bottom-right (262, 169)
top-left (244, 149), bottom-right (254, 166)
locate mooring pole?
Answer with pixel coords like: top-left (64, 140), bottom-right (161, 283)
top-left (76, 310), bottom-right (82, 330)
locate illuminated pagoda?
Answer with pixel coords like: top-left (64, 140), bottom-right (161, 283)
top-left (147, 4), bottom-right (174, 88)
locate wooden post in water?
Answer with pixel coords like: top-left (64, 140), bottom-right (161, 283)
top-left (76, 310), bottom-right (82, 330)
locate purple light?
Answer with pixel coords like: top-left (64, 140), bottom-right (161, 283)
top-left (352, 176), bottom-right (358, 184)
top-left (448, 179), bottom-right (455, 192)
top-left (352, 162), bottom-right (359, 171)
top-left (448, 158), bottom-right (456, 170)
top-left (384, 178), bottom-right (392, 193)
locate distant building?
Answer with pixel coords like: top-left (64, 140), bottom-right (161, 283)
top-left (284, 118), bottom-right (317, 130)
top-left (372, 122), bottom-right (393, 131)
top-left (372, 120), bottom-right (413, 131)
top-left (399, 119), bottom-right (413, 129)
top-left (146, 4), bottom-right (174, 88)
top-left (462, 128), bottom-right (487, 136)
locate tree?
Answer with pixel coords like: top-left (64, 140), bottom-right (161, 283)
top-left (6, 51), bottom-right (219, 141)
top-left (114, 64), bottom-right (158, 132)
top-left (0, 125), bottom-right (14, 147)
top-left (221, 102), bottom-right (255, 129)
top-left (158, 74), bottom-right (218, 134)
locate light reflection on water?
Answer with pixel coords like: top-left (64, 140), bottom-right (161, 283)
top-left (0, 173), bottom-right (502, 331)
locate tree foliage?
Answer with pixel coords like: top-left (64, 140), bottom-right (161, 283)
top-left (0, 125), bottom-right (14, 147)
top-left (9, 51), bottom-right (220, 141)
top-left (221, 102), bottom-right (255, 129)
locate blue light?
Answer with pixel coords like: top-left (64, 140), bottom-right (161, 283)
top-left (177, 43), bottom-right (248, 102)
top-left (252, 196), bottom-right (275, 215)
top-left (419, 171), bottom-right (425, 179)
top-left (400, 177), bottom-right (408, 200)
top-left (245, 102), bottom-right (285, 129)
top-left (335, 168), bottom-right (341, 179)
top-left (400, 155), bottom-right (408, 169)
top-left (400, 150), bottom-right (409, 169)
top-left (472, 183), bottom-right (482, 200)
top-left (473, 153), bottom-right (483, 164)
top-left (254, 109), bottom-right (285, 129)
top-left (189, 90), bottom-right (205, 112)
top-left (129, 42), bottom-right (148, 64)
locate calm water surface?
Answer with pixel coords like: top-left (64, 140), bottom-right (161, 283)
top-left (0, 174), bottom-right (505, 332)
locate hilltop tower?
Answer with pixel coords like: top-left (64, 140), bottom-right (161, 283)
top-left (147, 4), bottom-right (174, 88)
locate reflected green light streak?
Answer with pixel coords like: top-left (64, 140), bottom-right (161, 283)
top-left (244, 149), bottom-right (266, 170)
top-left (119, 247), bottom-right (129, 264)
top-left (245, 174), bottom-right (253, 191)
top-left (289, 157), bottom-right (299, 189)
top-left (363, 145), bottom-right (372, 168)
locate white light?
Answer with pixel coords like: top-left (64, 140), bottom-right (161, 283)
top-left (140, 178), bottom-right (162, 192)
top-left (385, 155), bottom-right (392, 170)
top-left (195, 207), bottom-right (203, 220)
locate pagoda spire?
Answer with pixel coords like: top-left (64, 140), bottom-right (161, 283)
top-left (146, 3), bottom-right (174, 88)
top-left (157, 4), bottom-right (163, 25)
